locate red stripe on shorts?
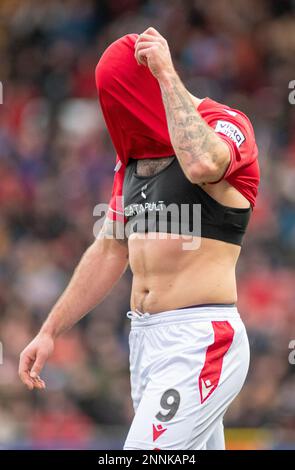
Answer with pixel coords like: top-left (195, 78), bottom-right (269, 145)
top-left (198, 321), bottom-right (234, 404)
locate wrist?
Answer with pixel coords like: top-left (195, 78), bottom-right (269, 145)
top-left (157, 67), bottom-right (177, 86)
top-left (39, 321), bottom-right (58, 340)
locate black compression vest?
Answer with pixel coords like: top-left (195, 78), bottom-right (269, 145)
top-left (123, 157), bottom-right (251, 246)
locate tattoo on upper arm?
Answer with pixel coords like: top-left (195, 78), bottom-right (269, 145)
top-left (159, 76), bottom-right (224, 174)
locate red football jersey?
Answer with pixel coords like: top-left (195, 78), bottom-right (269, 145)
top-left (95, 34), bottom-right (259, 220)
top-left (96, 34), bottom-right (173, 164)
top-left (107, 98), bottom-right (260, 221)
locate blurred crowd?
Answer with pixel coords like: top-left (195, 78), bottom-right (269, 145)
top-left (0, 0), bottom-right (294, 449)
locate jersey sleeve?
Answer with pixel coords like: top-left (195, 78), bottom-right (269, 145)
top-left (107, 156), bottom-right (126, 223)
top-left (209, 109), bottom-right (257, 181)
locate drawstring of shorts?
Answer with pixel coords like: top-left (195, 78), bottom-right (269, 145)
top-left (126, 309), bottom-right (151, 320)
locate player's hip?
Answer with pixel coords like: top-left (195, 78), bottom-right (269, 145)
top-left (127, 304), bottom-right (250, 401)
top-left (125, 305), bottom-right (250, 449)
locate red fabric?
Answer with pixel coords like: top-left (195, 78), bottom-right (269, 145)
top-left (95, 34), bottom-right (260, 218)
top-left (107, 156), bottom-right (126, 222)
top-left (198, 98), bottom-right (260, 207)
top-left (198, 321), bottom-right (234, 404)
top-left (95, 34), bottom-right (174, 165)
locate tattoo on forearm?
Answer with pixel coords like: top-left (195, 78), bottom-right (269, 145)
top-left (159, 75), bottom-right (224, 177)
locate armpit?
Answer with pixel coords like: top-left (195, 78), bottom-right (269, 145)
top-left (136, 156), bottom-right (175, 177)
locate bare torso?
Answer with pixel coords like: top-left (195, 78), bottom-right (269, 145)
top-left (127, 95), bottom-right (250, 314)
top-left (128, 157), bottom-right (250, 314)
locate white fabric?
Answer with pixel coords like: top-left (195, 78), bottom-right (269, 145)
top-left (124, 305), bottom-right (250, 450)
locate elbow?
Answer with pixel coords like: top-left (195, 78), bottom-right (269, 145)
top-left (184, 144), bottom-right (230, 184)
top-left (185, 162), bottom-right (220, 184)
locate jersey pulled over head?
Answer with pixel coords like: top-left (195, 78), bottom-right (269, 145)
top-left (95, 34), bottom-right (174, 165)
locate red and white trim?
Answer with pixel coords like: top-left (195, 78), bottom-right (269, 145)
top-left (199, 321), bottom-right (234, 404)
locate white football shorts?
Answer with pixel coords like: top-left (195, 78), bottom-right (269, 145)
top-left (124, 304), bottom-right (250, 450)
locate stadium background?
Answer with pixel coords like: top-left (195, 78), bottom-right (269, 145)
top-left (0, 0), bottom-right (294, 450)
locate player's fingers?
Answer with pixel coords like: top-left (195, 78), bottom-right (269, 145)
top-left (136, 46), bottom-right (158, 66)
top-left (134, 42), bottom-right (151, 65)
top-left (136, 33), bottom-right (166, 46)
top-left (137, 33), bottom-right (159, 40)
top-left (141, 27), bottom-right (162, 38)
top-left (134, 51), bottom-right (147, 66)
top-left (31, 376), bottom-right (46, 390)
top-left (135, 41), bottom-right (162, 51)
top-left (19, 352), bottom-right (35, 389)
top-left (21, 374), bottom-right (34, 390)
top-left (30, 351), bottom-right (47, 379)
top-left (137, 45), bottom-right (158, 56)
top-left (135, 41), bottom-right (161, 63)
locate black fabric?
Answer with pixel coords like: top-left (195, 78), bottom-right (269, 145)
top-left (123, 157), bottom-right (251, 246)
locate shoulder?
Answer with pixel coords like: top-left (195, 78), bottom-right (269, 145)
top-left (199, 97), bottom-right (257, 153)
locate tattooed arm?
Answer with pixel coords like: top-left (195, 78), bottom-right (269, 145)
top-left (158, 73), bottom-right (230, 183)
top-left (135, 27), bottom-right (230, 183)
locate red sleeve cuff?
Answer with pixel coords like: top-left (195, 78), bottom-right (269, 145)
top-left (209, 134), bottom-right (238, 184)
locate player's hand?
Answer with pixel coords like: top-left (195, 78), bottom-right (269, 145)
top-left (134, 27), bottom-right (175, 79)
top-left (19, 333), bottom-right (54, 390)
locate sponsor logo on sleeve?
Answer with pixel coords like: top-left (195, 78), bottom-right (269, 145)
top-left (215, 120), bottom-right (245, 148)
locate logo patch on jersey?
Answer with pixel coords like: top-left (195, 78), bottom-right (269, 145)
top-left (215, 120), bottom-right (245, 148)
top-left (153, 424), bottom-right (167, 442)
top-left (124, 201), bottom-right (165, 217)
top-left (141, 183), bottom-right (148, 199)
top-left (200, 378), bottom-right (215, 402)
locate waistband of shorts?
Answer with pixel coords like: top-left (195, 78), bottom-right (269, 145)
top-left (126, 303), bottom-right (240, 328)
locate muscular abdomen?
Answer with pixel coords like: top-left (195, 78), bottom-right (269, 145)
top-left (128, 233), bottom-right (240, 313)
